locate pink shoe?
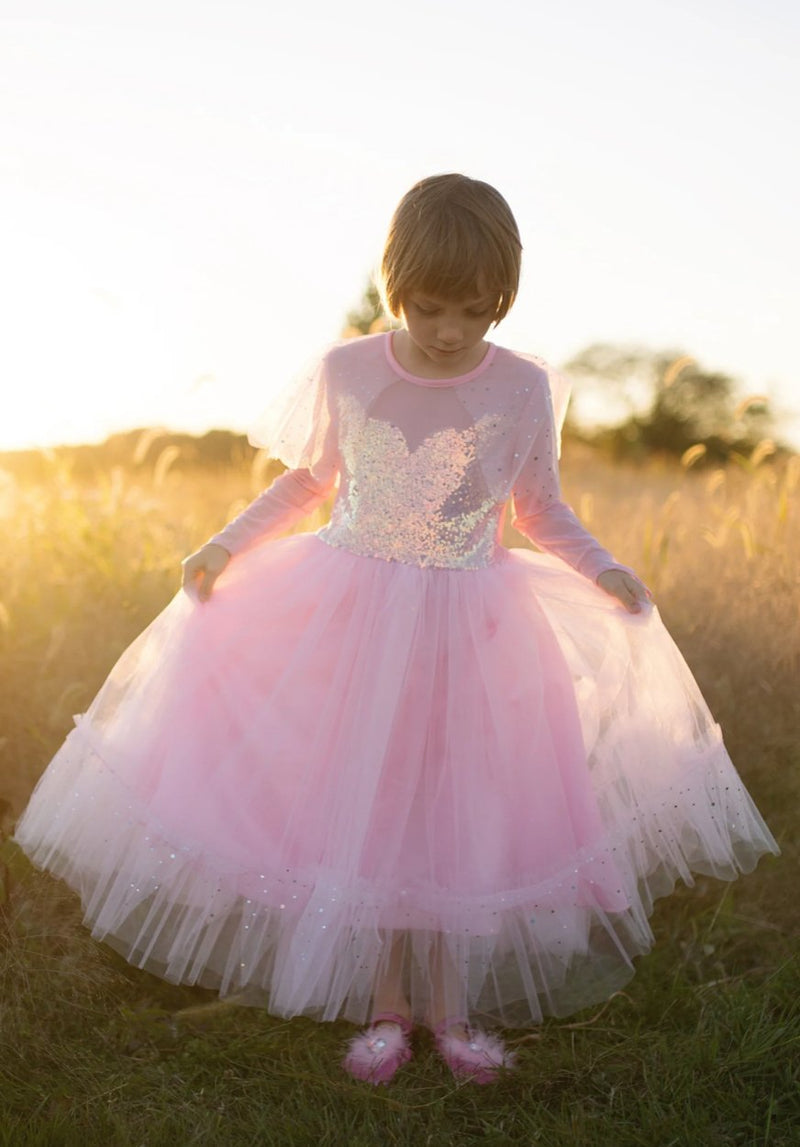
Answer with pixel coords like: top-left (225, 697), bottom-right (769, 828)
top-left (434, 1018), bottom-right (516, 1085)
top-left (342, 1012), bottom-right (413, 1085)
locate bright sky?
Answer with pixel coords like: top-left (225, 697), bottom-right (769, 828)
top-left (2, 0), bottom-right (799, 451)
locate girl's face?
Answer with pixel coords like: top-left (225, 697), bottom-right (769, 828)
top-left (400, 291), bottom-right (497, 374)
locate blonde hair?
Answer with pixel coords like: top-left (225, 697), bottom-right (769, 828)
top-left (380, 174), bottom-right (522, 325)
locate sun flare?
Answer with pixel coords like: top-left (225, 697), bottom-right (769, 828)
top-left (1, 229), bottom-right (179, 452)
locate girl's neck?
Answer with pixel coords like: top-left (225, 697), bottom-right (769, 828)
top-left (388, 330), bottom-right (494, 383)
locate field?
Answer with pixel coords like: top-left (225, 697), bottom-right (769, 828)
top-left (0, 438), bottom-right (798, 1146)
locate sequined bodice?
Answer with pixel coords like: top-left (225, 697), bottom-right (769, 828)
top-left (319, 393), bottom-right (508, 569)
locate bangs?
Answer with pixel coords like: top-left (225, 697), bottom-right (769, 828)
top-left (409, 225), bottom-right (510, 304)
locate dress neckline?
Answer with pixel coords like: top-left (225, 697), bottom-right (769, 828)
top-left (385, 331), bottom-right (497, 387)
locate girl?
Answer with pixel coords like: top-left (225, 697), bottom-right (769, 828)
top-left (15, 175), bottom-right (778, 1086)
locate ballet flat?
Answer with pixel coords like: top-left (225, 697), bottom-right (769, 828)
top-left (434, 1017), bottom-right (516, 1085)
top-left (342, 1012), bottom-right (413, 1085)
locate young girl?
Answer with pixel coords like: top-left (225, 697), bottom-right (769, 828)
top-left (15, 174), bottom-right (778, 1086)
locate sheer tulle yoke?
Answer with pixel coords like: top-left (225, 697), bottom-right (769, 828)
top-left (15, 333), bottom-right (778, 1027)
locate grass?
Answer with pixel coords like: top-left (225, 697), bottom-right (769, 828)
top-left (0, 437), bottom-right (798, 1146)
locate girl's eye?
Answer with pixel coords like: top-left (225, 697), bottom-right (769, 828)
top-left (415, 305), bottom-right (438, 316)
top-left (466, 308), bottom-right (492, 318)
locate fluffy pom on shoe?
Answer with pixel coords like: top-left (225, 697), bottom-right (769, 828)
top-left (435, 1023), bottom-right (516, 1085)
top-left (342, 1015), bottom-right (413, 1085)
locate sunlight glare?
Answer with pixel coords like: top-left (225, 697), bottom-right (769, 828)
top-left (1, 231), bottom-right (177, 451)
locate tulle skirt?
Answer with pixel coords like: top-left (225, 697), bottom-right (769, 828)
top-left (14, 533), bottom-right (778, 1026)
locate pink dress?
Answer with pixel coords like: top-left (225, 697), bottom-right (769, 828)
top-left (15, 332), bottom-right (778, 1026)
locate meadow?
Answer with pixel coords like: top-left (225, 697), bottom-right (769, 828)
top-left (0, 437), bottom-right (797, 1146)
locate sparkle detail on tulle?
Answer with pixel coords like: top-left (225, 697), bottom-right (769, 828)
top-left (319, 393), bottom-right (509, 569)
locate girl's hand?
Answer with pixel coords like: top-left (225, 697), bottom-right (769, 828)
top-left (181, 543), bottom-right (231, 602)
top-left (596, 568), bottom-right (653, 614)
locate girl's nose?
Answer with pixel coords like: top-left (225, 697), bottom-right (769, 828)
top-left (438, 320), bottom-right (462, 344)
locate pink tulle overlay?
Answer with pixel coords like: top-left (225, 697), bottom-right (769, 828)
top-left (15, 533), bottom-right (778, 1026)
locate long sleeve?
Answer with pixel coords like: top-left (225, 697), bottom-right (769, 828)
top-left (510, 393), bottom-right (632, 583)
top-left (207, 466), bottom-right (337, 556)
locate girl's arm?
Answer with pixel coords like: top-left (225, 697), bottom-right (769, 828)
top-left (182, 347), bottom-right (341, 602)
top-left (206, 466), bottom-right (337, 555)
top-left (182, 465), bottom-right (337, 601)
top-left (510, 396), bottom-right (650, 612)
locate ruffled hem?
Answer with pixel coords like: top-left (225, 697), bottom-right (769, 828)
top-left (16, 726), bottom-right (775, 1025)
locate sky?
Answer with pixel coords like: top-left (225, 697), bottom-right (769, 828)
top-left (1, 0), bottom-right (799, 451)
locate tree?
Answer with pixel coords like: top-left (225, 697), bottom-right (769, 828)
top-left (342, 280), bottom-right (390, 337)
top-left (563, 343), bottom-right (773, 462)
